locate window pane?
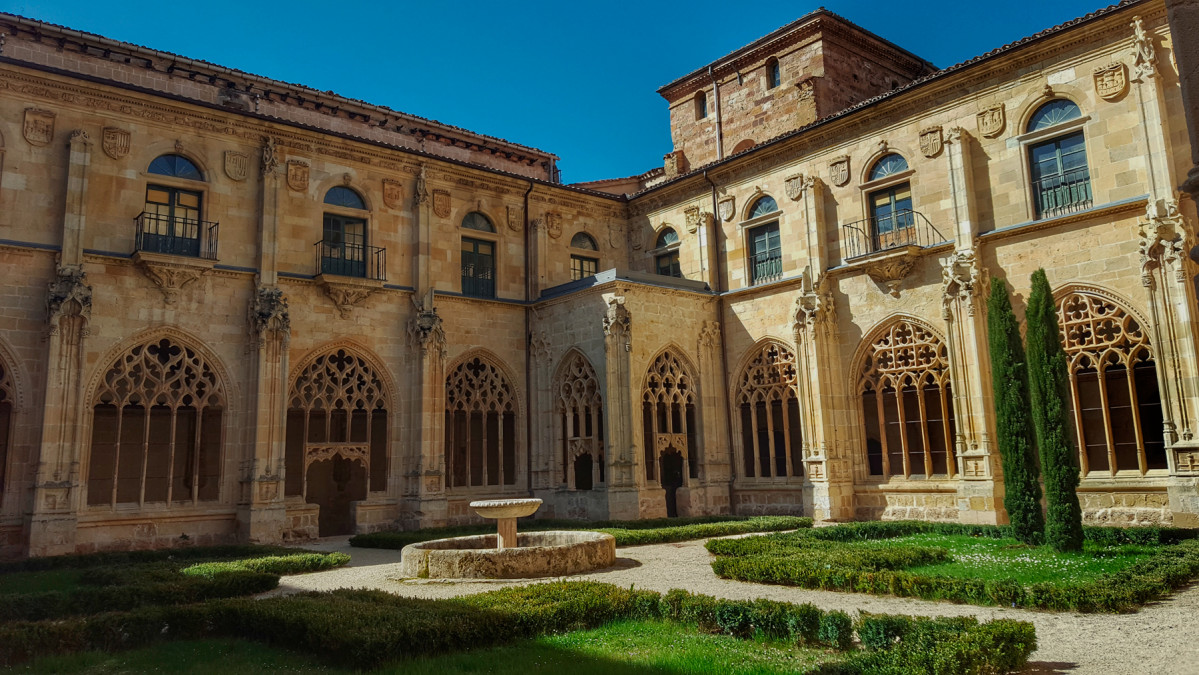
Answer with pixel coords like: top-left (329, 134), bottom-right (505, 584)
top-left (1076, 371), bottom-right (1110, 473)
top-left (1135, 363), bottom-right (1167, 470)
top-left (1027, 99), bottom-right (1082, 132)
top-left (324, 186), bottom-right (366, 210)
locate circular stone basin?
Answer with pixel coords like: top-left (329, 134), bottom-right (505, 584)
top-left (469, 498), bottom-right (542, 519)
top-left (399, 531), bottom-right (616, 579)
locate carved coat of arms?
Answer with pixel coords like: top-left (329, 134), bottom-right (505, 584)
top-left (546, 212), bottom-right (563, 239)
top-left (382, 179), bottom-right (403, 209)
top-left (919, 126), bottom-right (943, 158)
top-left (432, 190), bottom-right (451, 218)
top-left (507, 205), bottom-right (522, 232)
top-left (101, 127), bottom-right (130, 159)
top-left (828, 156), bottom-right (850, 187)
top-left (976, 105), bottom-right (1006, 138)
top-left (718, 197), bottom-right (735, 222)
top-left (286, 160), bottom-right (309, 192)
top-left (784, 174), bottom-right (805, 201)
top-left (1093, 63), bottom-right (1128, 101)
top-left (684, 206), bottom-right (701, 233)
top-left (223, 151), bottom-right (248, 181)
top-left (23, 109), bottom-right (55, 147)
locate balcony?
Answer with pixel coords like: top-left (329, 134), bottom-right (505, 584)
top-left (134, 211), bottom-right (218, 260)
top-left (1033, 167), bottom-right (1092, 219)
top-left (749, 252), bottom-right (783, 285)
top-left (461, 262), bottom-right (496, 298)
top-left (840, 209), bottom-right (948, 260)
top-left (314, 240), bottom-right (386, 281)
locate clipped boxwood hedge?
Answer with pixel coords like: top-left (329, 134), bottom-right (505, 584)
top-left (180, 552), bottom-right (350, 578)
top-left (0, 581), bottom-right (1037, 674)
top-left (350, 515), bottom-right (812, 549)
top-left (709, 521), bottom-right (1199, 613)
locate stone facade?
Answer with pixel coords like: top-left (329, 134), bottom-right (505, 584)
top-left (1, 0), bottom-right (1198, 558)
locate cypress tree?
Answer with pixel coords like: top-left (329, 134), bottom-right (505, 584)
top-left (1025, 269), bottom-right (1084, 552)
top-left (986, 278), bottom-right (1044, 545)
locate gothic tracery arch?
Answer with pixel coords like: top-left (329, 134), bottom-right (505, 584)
top-left (555, 350), bottom-right (604, 489)
top-left (86, 336), bottom-right (225, 507)
top-left (736, 341), bottom-right (803, 479)
top-left (445, 354), bottom-right (518, 488)
top-left (1056, 288), bottom-right (1165, 474)
top-left (857, 319), bottom-right (956, 478)
top-left (641, 348), bottom-right (699, 484)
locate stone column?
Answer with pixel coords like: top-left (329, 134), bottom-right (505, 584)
top-left (602, 296), bottom-right (638, 519)
top-left (407, 306), bottom-right (448, 527)
top-left (696, 317), bottom-right (729, 514)
top-left (528, 328), bottom-right (554, 491)
top-left (241, 286), bottom-right (290, 543)
top-left (1163, 1), bottom-right (1199, 199)
top-left (28, 130), bottom-right (93, 556)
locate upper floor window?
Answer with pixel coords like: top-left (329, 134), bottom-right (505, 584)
top-left (461, 212), bottom-right (496, 298)
top-left (462, 211), bottom-right (495, 232)
top-left (319, 187), bottom-right (373, 278)
top-left (138, 154), bottom-right (214, 259)
top-left (654, 227), bottom-right (681, 278)
top-left (868, 154), bottom-right (908, 181)
top-left (570, 232), bottom-right (599, 281)
top-left (766, 58), bottom-right (781, 90)
top-left (867, 154), bottom-right (916, 250)
top-left (1026, 99), bottom-right (1091, 219)
top-left (570, 232), bottom-right (597, 250)
top-left (695, 91), bottom-right (707, 120)
top-left (748, 195), bottom-right (778, 219)
top-left (748, 222), bottom-right (781, 285)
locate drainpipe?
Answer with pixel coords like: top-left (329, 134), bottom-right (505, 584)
top-left (523, 180), bottom-right (535, 497)
top-left (704, 170), bottom-right (737, 512)
top-left (710, 66), bottom-right (723, 160)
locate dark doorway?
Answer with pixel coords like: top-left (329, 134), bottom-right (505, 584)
top-left (306, 456), bottom-right (367, 536)
top-left (574, 453), bottom-right (593, 490)
top-left (660, 449), bottom-right (685, 518)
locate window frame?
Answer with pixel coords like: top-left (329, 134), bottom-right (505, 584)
top-left (766, 58), bottom-right (781, 90)
top-left (746, 221), bottom-right (782, 286)
top-left (461, 235), bottom-right (497, 298)
top-left (570, 254), bottom-right (599, 281)
top-left (695, 90), bottom-right (708, 121)
top-left (1015, 101), bottom-right (1092, 222)
top-left (320, 187), bottom-right (372, 279)
top-left (737, 197), bottom-right (786, 287)
top-left (650, 227), bottom-right (682, 278)
top-left (140, 156), bottom-right (211, 258)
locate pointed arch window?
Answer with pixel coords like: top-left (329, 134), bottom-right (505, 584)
top-left (140, 154), bottom-right (215, 258)
top-left (858, 321), bottom-right (956, 479)
top-left (87, 338), bottom-right (224, 507)
top-left (1058, 291), bottom-right (1166, 475)
top-left (736, 343), bottom-right (803, 479)
top-left (556, 352), bottom-right (605, 490)
top-left (641, 350), bottom-right (699, 483)
top-left (1026, 99), bottom-right (1091, 218)
top-left (445, 356), bottom-right (518, 488)
top-left (284, 348), bottom-right (389, 502)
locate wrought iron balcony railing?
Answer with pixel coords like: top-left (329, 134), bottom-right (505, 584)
top-left (840, 209), bottom-right (948, 260)
top-left (749, 252), bottom-right (783, 285)
top-left (314, 240), bottom-right (386, 281)
top-left (461, 262), bottom-right (496, 298)
top-left (1033, 167), bottom-right (1092, 219)
top-left (134, 212), bottom-right (218, 260)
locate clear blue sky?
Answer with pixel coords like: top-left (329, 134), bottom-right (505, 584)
top-left (2, 0), bottom-right (1110, 183)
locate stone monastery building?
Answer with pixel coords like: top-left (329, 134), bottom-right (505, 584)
top-left (1, 0), bottom-right (1198, 558)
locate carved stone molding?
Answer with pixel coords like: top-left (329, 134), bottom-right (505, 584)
top-left (249, 285), bottom-right (290, 339)
top-left (1139, 198), bottom-right (1192, 287)
top-left (795, 272), bottom-right (835, 335)
top-left (47, 266), bottom-right (92, 324)
top-left (316, 274), bottom-right (382, 319)
top-left (862, 247), bottom-right (919, 298)
top-left (260, 136), bottom-right (278, 177)
top-left (603, 296), bottom-right (631, 352)
top-left (133, 251), bottom-right (214, 304)
top-left (919, 126), bottom-right (943, 158)
top-left (304, 443), bottom-right (369, 472)
top-left (408, 307), bottom-right (447, 358)
top-left (101, 127), bottom-right (130, 159)
top-left (1132, 15), bottom-right (1157, 80)
top-left (941, 249), bottom-right (984, 320)
top-left (976, 105), bottom-right (1005, 138)
top-left (1093, 63), bottom-right (1129, 100)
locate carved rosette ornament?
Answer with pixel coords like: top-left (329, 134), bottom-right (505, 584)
top-left (1093, 63), bottom-right (1128, 100)
top-left (603, 297), bottom-right (631, 352)
top-left (940, 249), bottom-right (983, 320)
top-left (249, 285), bottom-right (291, 340)
top-left (784, 174), bottom-right (805, 201)
top-left (101, 127), bottom-right (130, 159)
top-left (1131, 15), bottom-right (1157, 80)
top-left (260, 136), bottom-right (278, 176)
top-left (795, 272), bottom-right (835, 337)
top-left (976, 105), bottom-right (1006, 138)
top-left (919, 126), bottom-right (943, 158)
top-left (408, 307), bottom-right (447, 358)
top-left (1139, 198), bottom-right (1192, 288)
top-left (47, 266), bottom-right (92, 325)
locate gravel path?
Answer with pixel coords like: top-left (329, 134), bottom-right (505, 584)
top-left (266, 536), bottom-right (1199, 675)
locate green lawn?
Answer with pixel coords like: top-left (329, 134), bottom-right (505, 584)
top-left (15, 621), bottom-right (841, 675)
top-left (871, 533), bottom-right (1156, 585)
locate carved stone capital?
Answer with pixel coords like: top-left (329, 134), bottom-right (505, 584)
top-left (794, 271), bottom-right (835, 336)
top-left (1139, 197), bottom-right (1192, 287)
top-left (941, 248), bottom-right (984, 320)
top-left (1132, 15), bottom-right (1158, 80)
top-left (46, 266), bottom-right (92, 324)
top-left (698, 320), bottom-right (721, 349)
top-left (133, 251), bottom-right (214, 304)
top-left (529, 330), bottom-right (551, 360)
top-left (603, 296), bottom-right (631, 352)
top-left (249, 285), bottom-right (291, 339)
